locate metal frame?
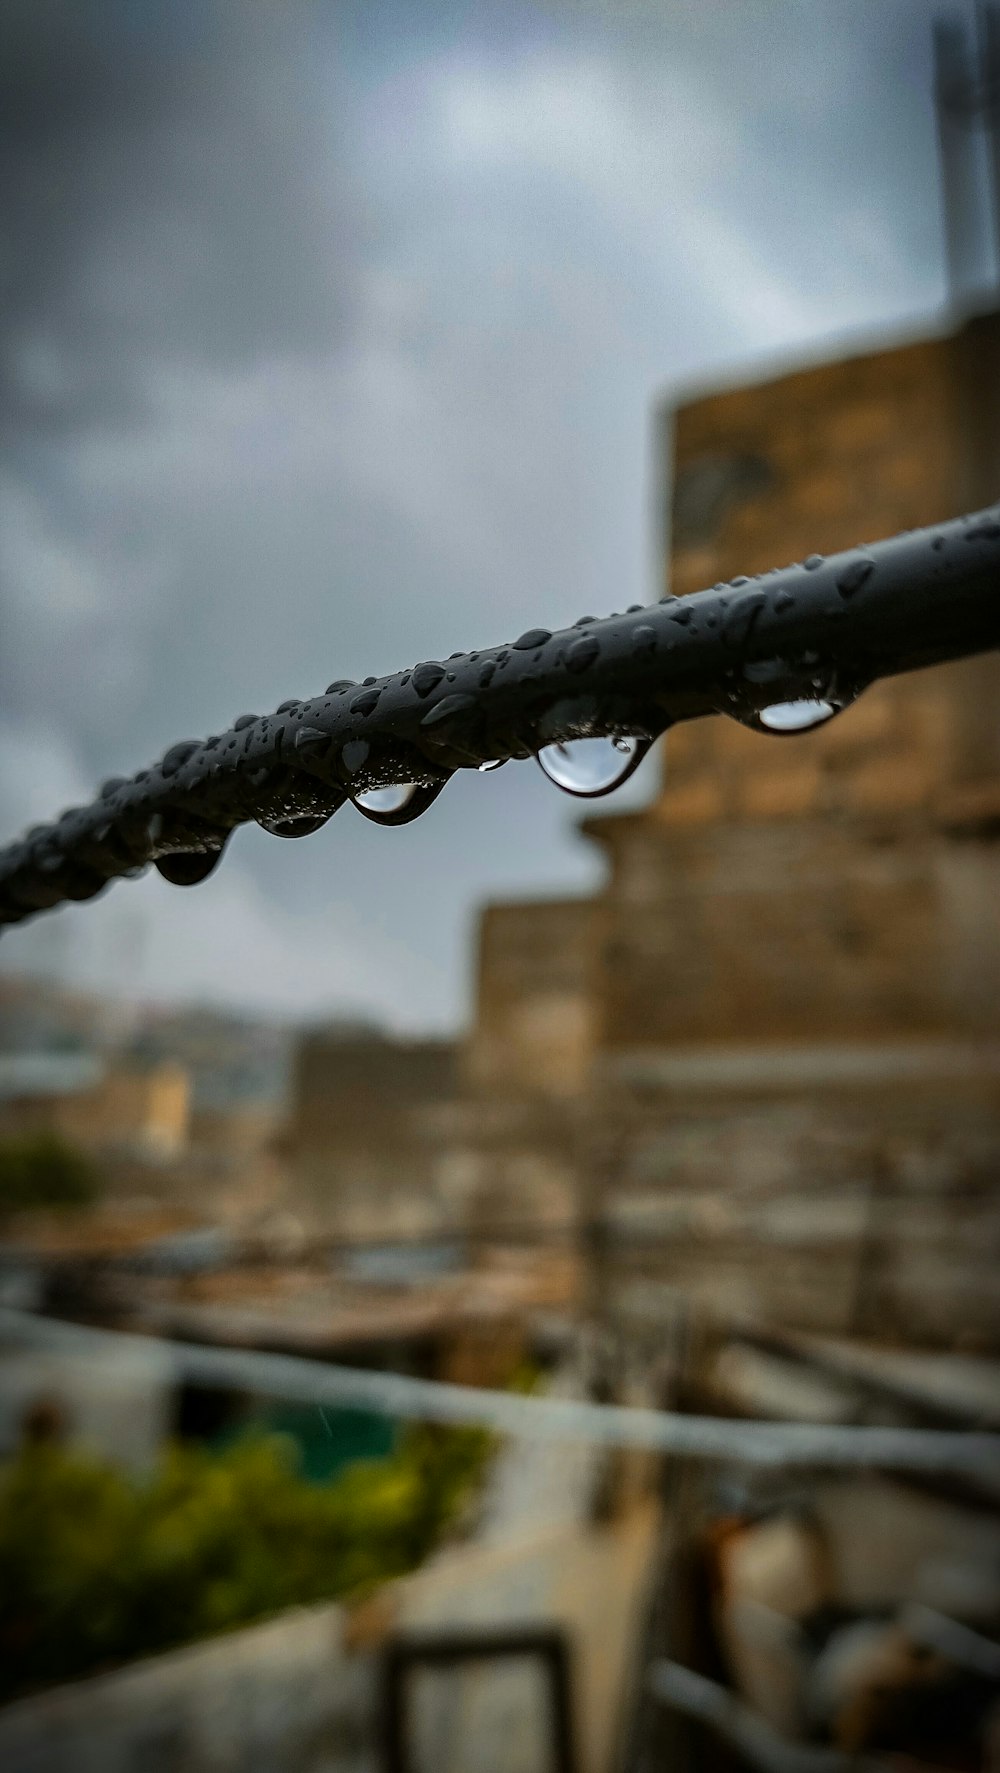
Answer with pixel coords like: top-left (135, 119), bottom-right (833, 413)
top-left (378, 1625), bottom-right (577, 1773)
top-left (1, 506), bottom-right (998, 929)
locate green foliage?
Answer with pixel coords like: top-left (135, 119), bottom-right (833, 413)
top-left (0, 1131), bottom-right (101, 1213)
top-left (0, 1422), bottom-right (491, 1703)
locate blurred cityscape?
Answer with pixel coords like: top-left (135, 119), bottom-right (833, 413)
top-left (2, 291), bottom-right (1000, 1772)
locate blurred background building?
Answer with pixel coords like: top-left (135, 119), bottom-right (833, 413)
top-left (2, 4), bottom-right (1000, 1770)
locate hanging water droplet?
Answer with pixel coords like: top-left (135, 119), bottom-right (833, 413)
top-left (352, 783), bottom-right (417, 816)
top-left (757, 698), bottom-right (838, 733)
top-left (155, 847), bottom-right (226, 885)
top-left (259, 813), bottom-right (333, 839)
top-left (536, 735), bottom-right (646, 797)
top-left (350, 778), bottom-right (448, 826)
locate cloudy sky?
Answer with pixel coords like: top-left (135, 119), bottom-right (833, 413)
top-left (0, 0), bottom-right (980, 1030)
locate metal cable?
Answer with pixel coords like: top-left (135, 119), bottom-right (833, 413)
top-left (2, 1307), bottom-right (998, 1480)
top-left (2, 507), bottom-right (999, 930)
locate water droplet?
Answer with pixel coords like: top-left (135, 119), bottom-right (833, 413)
top-left (350, 687), bottom-right (381, 716)
top-left (354, 784), bottom-right (416, 816)
top-left (757, 698), bottom-right (838, 733)
top-left (773, 589), bottom-right (795, 613)
top-left (276, 699), bottom-right (300, 714)
top-left (420, 692), bottom-right (476, 729)
top-left (804, 553), bottom-right (824, 570)
top-left (350, 779), bottom-right (447, 826)
top-left (514, 627), bottom-right (551, 650)
top-left (669, 605), bottom-right (693, 626)
top-left (478, 759), bottom-right (504, 772)
top-left (479, 661), bottom-right (496, 688)
top-left (160, 741), bottom-right (201, 777)
top-left (631, 624), bottom-right (656, 651)
top-left (100, 777), bottom-right (127, 799)
top-left (837, 557), bottom-right (874, 598)
top-left (326, 680), bottom-right (355, 695)
top-left (565, 634), bottom-right (600, 673)
top-left (340, 739), bottom-right (370, 775)
top-left (536, 735), bottom-right (646, 797)
top-left (722, 589), bottom-right (766, 646)
top-left (412, 662), bottom-right (445, 698)
top-left (730, 575), bottom-right (750, 587)
top-left (259, 813), bottom-right (333, 839)
top-left (294, 726), bottom-right (329, 754)
top-left (155, 847), bottom-right (226, 885)
top-left (234, 714), bottom-right (258, 731)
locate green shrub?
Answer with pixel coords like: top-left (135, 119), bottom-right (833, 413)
top-left (0, 1132), bottom-right (101, 1213)
top-left (0, 1422), bottom-right (490, 1703)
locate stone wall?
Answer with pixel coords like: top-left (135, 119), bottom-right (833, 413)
top-left (287, 1032), bottom-right (459, 1237)
top-left (580, 311), bottom-right (1000, 1350)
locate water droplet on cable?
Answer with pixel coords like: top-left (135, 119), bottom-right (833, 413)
top-left (234, 714), bottom-right (257, 731)
top-left (420, 693), bottom-right (476, 729)
top-left (478, 759), bottom-right (503, 772)
top-left (804, 553), bottom-right (824, 570)
top-left (326, 680), bottom-right (355, 695)
top-left (350, 687), bottom-right (381, 716)
top-left (155, 847), bottom-right (226, 885)
top-left (350, 779), bottom-right (449, 825)
top-left (836, 557), bottom-right (874, 598)
top-left (340, 739), bottom-right (370, 775)
top-left (259, 813), bottom-right (333, 839)
top-left (161, 741), bottom-right (200, 777)
top-left (722, 589), bottom-right (767, 645)
top-left (514, 627), bottom-right (551, 650)
top-left (536, 735), bottom-right (645, 797)
top-left (757, 698), bottom-right (838, 733)
top-left (353, 784), bottom-right (417, 817)
top-left (276, 699), bottom-right (300, 714)
top-left (412, 662), bottom-right (445, 698)
top-left (565, 634), bottom-right (600, 673)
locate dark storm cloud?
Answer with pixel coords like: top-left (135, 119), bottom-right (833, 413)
top-left (0, 0), bottom-right (957, 1026)
top-left (0, 0), bottom-right (356, 444)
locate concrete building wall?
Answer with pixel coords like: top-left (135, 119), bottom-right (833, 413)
top-left (465, 897), bottom-right (601, 1101)
top-left (287, 1032), bottom-right (459, 1237)
top-left (582, 311), bottom-right (1000, 1349)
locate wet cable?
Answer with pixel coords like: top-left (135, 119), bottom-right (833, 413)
top-left (1, 507), bottom-right (998, 930)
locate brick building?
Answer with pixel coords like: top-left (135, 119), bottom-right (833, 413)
top-left (469, 307), bottom-right (1000, 1351)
